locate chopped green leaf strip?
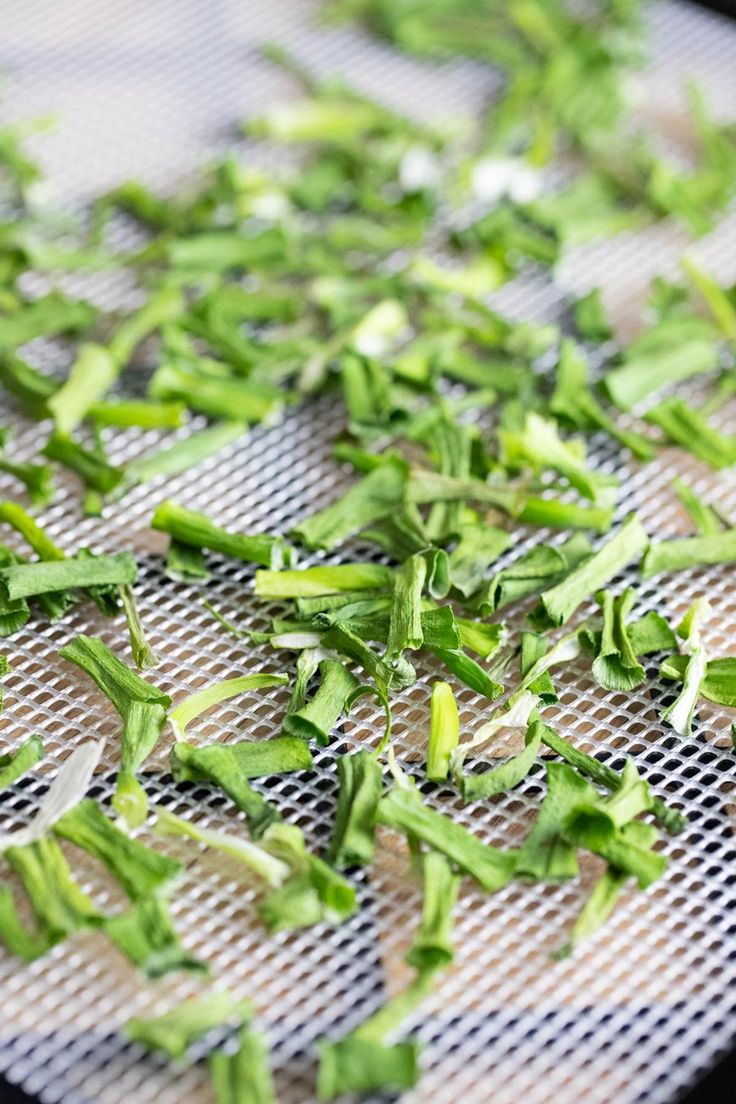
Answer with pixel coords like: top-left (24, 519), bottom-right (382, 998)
top-left (126, 991), bottom-right (251, 1059)
top-left (447, 524), bottom-right (511, 598)
top-left (377, 786), bottom-right (516, 892)
top-left (501, 412), bottom-right (618, 506)
top-left (539, 726), bottom-right (686, 835)
top-left (169, 673), bottom-right (288, 738)
top-left (645, 397), bottom-right (736, 470)
top-left (126, 422), bottom-right (248, 486)
top-left (387, 552), bottom-right (426, 658)
top-left (533, 515), bottom-right (648, 628)
top-left (0, 886), bottom-right (54, 962)
top-left (42, 430), bottom-right (124, 494)
top-left (322, 622), bottom-right (416, 693)
top-left (326, 749), bottom-right (382, 868)
top-left (5, 836), bottom-right (101, 938)
top-left (282, 659), bottom-right (359, 745)
top-left (106, 895), bottom-right (207, 978)
top-left (573, 289), bottom-right (612, 342)
top-left (48, 343), bottom-right (118, 435)
top-left (519, 497), bottom-right (614, 533)
top-left (292, 456), bottom-right (408, 552)
top-left (661, 654), bottom-right (736, 708)
top-left (473, 534), bottom-right (592, 615)
top-left (317, 1037), bottom-right (420, 1100)
top-left (426, 681), bottom-right (459, 783)
top-left (405, 850), bottom-right (459, 973)
top-left (590, 588), bottom-right (645, 691)
top-left (0, 551), bottom-right (137, 600)
top-left (167, 540), bottom-right (210, 583)
top-left (156, 806), bottom-right (292, 888)
top-left (171, 736), bottom-right (310, 837)
top-left (603, 316), bottom-right (718, 410)
top-left (0, 734), bottom-right (43, 791)
top-left (555, 865), bottom-right (629, 958)
top-left (59, 635), bottom-right (170, 825)
top-left (54, 798), bottom-right (180, 900)
top-left (90, 399), bottom-right (187, 429)
top-left (209, 1024), bottom-right (276, 1104)
top-left (152, 499), bottom-right (292, 569)
top-left (672, 478), bottom-right (723, 536)
top-left (255, 563), bottom-right (392, 599)
top-left (461, 717), bottom-right (543, 802)
top-left (642, 529), bottom-right (736, 577)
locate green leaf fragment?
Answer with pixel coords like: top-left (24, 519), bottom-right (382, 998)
top-left (0, 551), bottom-right (137, 600)
top-left (127, 991), bottom-right (250, 1059)
top-left (59, 635), bottom-right (170, 825)
top-left (169, 672), bottom-right (288, 737)
top-left (460, 717), bottom-right (543, 802)
top-left (171, 736), bottom-right (311, 838)
top-left (661, 654), bottom-right (736, 708)
top-left (405, 850), bottom-right (459, 974)
top-left (518, 496), bottom-right (614, 533)
top-left (209, 1024), bottom-right (276, 1104)
top-left (672, 478), bottom-right (723, 536)
top-left (387, 552), bottom-right (426, 658)
top-left (426, 680), bottom-right (459, 784)
top-left (43, 430), bottom-right (125, 494)
top-left (603, 316), bottom-right (719, 411)
top-left (5, 836), bottom-right (101, 938)
top-left (473, 533), bottom-right (592, 614)
top-left (282, 658), bottom-right (359, 744)
top-left (573, 288), bottom-right (612, 342)
top-left (292, 456), bottom-right (408, 552)
top-left (642, 529), bottom-right (736, 577)
top-left (555, 865), bottom-right (630, 958)
top-left (645, 397), bottom-right (736, 470)
top-left (501, 411), bottom-right (618, 506)
top-left (447, 524), bottom-right (511, 599)
top-left (156, 806), bottom-right (291, 888)
top-left (255, 562), bottom-right (392, 598)
top-left (125, 421), bottom-right (248, 486)
top-left (152, 499), bottom-right (292, 569)
top-left (326, 749), bottom-right (382, 868)
top-left (0, 734), bottom-right (43, 790)
top-left (106, 894), bottom-right (206, 978)
top-left (317, 1037), bottom-right (420, 1100)
top-left (377, 786), bottom-right (516, 892)
top-left (48, 343), bottom-right (118, 435)
top-left (590, 588), bottom-right (645, 691)
top-left (53, 798), bottom-right (180, 900)
top-left (532, 514), bottom-right (648, 628)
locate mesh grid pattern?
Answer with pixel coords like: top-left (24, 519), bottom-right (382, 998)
top-left (1, 2), bottom-right (736, 1102)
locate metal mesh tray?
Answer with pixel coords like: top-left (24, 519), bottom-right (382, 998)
top-left (1, 2), bottom-right (736, 1102)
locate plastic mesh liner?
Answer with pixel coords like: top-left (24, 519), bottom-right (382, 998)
top-left (1, 2), bottom-right (736, 1103)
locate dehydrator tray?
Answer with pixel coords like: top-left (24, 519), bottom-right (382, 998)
top-left (1, 2), bottom-right (736, 1102)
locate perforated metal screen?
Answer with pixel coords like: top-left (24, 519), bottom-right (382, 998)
top-left (1, 2), bottom-right (736, 1103)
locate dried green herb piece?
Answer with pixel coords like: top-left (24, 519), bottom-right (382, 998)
top-left (292, 456), bottom-right (408, 551)
top-left (426, 681), bottom-right (459, 783)
top-left (377, 785), bottom-right (516, 892)
top-left (127, 991), bottom-right (252, 1059)
top-left (60, 635), bottom-right (171, 826)
top-left (0, 734), bottom-right (43, 791)
top-left (326, 749), bottom-right (382, 868)
top-left (532, 514), bottom-right (648, 628)
top-left (642, 529), bottom-right (736, 577)
top-left (106, 895), bottom-right (207, 978)
top-left (282, 659), bottom-right (359, 744)
top-left (209, 1024), bottom-right (276, 1104)
top-left (152, 499), bottom-right (293, 569)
